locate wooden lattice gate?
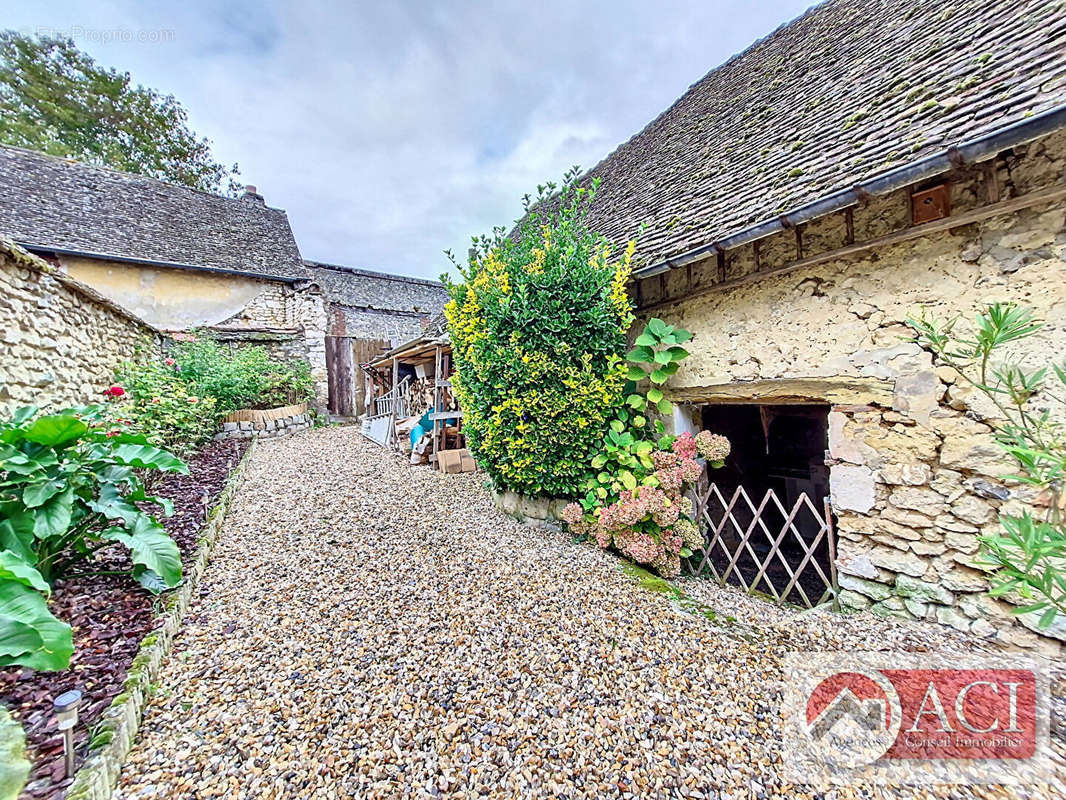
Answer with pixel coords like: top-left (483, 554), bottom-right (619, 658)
top-left (686, 483), bottom-right (838, 609)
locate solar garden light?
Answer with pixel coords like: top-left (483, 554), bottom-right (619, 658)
top-left (53, 689), bottom-right (82, 779)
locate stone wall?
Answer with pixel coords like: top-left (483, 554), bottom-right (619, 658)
top-left (215, 411), bottom-right (312, 440)
top-left (0, 241), bottom-right (160, 415)
top-left (642, 129), bottom-right (1066, 653)
top-left (489, 489), bottom-right (570, 530)
top-left (328, 304), bottom-right (428, 342)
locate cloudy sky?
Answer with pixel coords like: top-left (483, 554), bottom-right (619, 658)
top-left (5, 0), bottom-right (813, 280)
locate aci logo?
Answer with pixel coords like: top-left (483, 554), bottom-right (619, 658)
top-left (785, 653), bottom-right (1050, 785)
top-left (804, 670), bottom-right (901, 769)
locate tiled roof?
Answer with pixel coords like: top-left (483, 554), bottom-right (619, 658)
top-left (302, 260), bottom-right (450, 315)
top-left (0, 145), bottom-right (304, 279)
top-left (578, 0), bottom-right (1066, 269)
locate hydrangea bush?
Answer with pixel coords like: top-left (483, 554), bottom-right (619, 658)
top-left (563, 318), bottom-right (731, 578)
top-left (443, 169), bottom-right (635, 497)
top-left (564, 429), bottom-right (730, 577)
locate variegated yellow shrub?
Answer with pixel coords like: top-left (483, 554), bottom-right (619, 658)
top-left (443, 170), bottom-right (634, 497)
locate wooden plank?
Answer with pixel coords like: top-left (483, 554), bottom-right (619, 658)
top-left (639, 182), bottom-right (1066, 312)
top-left (429, 411), bottom-right (463, 421)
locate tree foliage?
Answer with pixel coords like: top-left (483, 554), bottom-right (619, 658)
top-left (0, 31), bottom-right (240, 194)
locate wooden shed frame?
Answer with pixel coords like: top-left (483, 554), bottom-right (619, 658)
top-left (362, 329), bottom-right (462, 467)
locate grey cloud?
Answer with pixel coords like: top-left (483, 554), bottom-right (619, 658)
top-left (3, 0), bottom-right (813, 279)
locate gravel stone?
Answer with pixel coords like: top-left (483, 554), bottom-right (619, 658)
top-left (114, 428), bottom-right (1065, 799)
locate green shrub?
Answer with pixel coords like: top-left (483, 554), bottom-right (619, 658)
top-left (560, 319), bottom-right (731, 578)
top-left (0, 405), bottom-right (187, 670)
top-left (909, 303), bottom-right (1066, 628)
top-left (115, 358), bottom-right (218, 455)
top-left (444, 170), bottom-right (634, 497)
top-left (170, 338), bottom-right (315, 414)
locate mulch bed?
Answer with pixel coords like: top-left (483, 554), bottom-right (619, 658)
top-left (0, 438), bottom-right (248, 800)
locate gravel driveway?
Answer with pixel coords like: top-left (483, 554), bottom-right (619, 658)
top-left (114, 427), bottom-right (1062, 799)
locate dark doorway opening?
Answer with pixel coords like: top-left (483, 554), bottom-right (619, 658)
top-left (694, 404), bottom-right (836, 606)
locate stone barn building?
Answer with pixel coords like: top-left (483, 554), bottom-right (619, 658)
top-left (0, 145), bottom-right (448, 415)
top-left (577, 0), bottom-right (1066, 651)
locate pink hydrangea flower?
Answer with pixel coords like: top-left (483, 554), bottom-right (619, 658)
top-left (614, 529), bottom-right (663, 564)
top-left (561, 502), bottom-right (584, 526)
top-left (653, 501), bottom-right (680, 527)
top-left (652, 551), bottom-right (681, 578)
top-left (679, 458), bottom-right (702, 483)
top-left (671, 431), bottom-right (698, 460)
top-left (662, 529), bottom-right (683, 554)
top-left (652, 450), bottom-right (680, 470)
top-left (655, 467), bottom-right (683, 492)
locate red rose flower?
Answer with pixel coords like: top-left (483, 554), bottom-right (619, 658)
top-left (104, 385), bottom-right (126, 398)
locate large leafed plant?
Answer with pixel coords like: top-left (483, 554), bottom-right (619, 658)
top-left (444, 169), bottom-right (634, 497)
top-left (0, 405), bottom-right (187, 670)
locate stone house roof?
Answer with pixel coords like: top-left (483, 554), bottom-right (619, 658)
top-left (0, 145), bottom-right (304, 280)
top-left (575, 0), bottom-right (1066, 271)
top-left (302, 260), bottom-right (450, 315)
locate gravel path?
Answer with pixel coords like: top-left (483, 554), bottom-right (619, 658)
top-left (114, 427), bottom-right (1062, 799)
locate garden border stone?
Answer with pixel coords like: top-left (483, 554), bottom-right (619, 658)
top-left (63, 440), bottom-right (257, 800)
top-left (489, 488), bottom-right (569, 530)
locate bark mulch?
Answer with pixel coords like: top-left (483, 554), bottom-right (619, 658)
top-left (0, 438), bottom-right (248, 800)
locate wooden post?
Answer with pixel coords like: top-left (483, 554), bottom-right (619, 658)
top-left (432, 345), bottom-right (442, 468)
top-left (824, 496), bottom-right (839, 611)
top-left (389, 357), bottom-right (399, 448)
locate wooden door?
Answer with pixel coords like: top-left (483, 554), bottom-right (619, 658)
top-left (325, 336), bottom-right (355, 416)
top-left (327, 337), bottom-right (391, 417)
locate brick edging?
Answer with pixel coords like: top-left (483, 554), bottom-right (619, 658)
top-left (64, 440), bottom-right (258, 800)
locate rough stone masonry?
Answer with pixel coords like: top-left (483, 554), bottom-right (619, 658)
top-left (0, 240), bottom-right (161, 415)
top-left (646, 129), bottom-right (1066, 654)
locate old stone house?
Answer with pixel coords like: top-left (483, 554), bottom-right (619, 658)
top-left (576, 0), bottom-right (1066, 651)
top-left (0, 145), bottom-right (448, 414)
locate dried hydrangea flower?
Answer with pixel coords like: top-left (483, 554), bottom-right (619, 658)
top-left (695, 430), bottom-right (731, 462)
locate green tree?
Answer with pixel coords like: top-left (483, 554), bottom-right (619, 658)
top-left (0, 31), bottom-right (240, 194)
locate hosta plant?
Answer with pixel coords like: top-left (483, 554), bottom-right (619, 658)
top-left (0, 404), bottom-right (187, 670)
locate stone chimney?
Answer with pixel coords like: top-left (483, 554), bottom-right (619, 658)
top-left (242, 185), bottom-right (265, 204)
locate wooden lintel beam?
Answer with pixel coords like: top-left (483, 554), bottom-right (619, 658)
top-left (637, 183), bottom-right (1066, 313)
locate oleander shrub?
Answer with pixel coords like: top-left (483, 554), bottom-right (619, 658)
top-left (444, 169), bottom-right (634, 497)
top-left (909, 303), bottom-right (1066, 628)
